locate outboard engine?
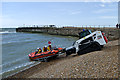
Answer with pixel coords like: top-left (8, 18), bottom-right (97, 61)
top-left (65, 46), bottom-right (76, 56)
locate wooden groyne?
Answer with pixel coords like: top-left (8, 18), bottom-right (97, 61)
top-left (16, 27), bottom-right (120, 41)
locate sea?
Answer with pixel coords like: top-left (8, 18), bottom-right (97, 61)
top-left (1, 28), bottom-right (78, 78)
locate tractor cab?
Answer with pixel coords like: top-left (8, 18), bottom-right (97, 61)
top-left (79, 29), bottom-right (92, 39)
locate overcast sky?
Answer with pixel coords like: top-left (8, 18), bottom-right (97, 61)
top-left (2, 2), bottom-right (118, 28)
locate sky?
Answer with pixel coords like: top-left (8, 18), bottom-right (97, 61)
top-left (1, 1), bottom-right (118, 28)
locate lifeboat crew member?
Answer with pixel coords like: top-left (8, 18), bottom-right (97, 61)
top-left (47, 44), bottom-right (51, 51)
top-left (43, 45), bottom-right (47, 52)
top-left (48, 41), bottom-right (52, 51)
top-left (35, 48), bottom-right (42, 55)
top-left (37, 48), bottom-right (42, 53)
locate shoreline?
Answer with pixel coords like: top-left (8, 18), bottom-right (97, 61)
top-left (3, 54), bottom-right (69, 78)
top-left (2, 61), bottom-right (41, 79)
top-left (2, 40), bottom-right (119, 79)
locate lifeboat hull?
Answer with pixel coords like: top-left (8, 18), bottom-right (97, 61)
top-left (28, 48), bottom-right (63, 61)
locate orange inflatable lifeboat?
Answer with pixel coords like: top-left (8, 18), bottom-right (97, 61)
top-left (28, 48), bottom-right (63, 61)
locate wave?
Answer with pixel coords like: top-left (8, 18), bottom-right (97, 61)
top-left (1, 61), bottom-right (41, 78)
top-left (0, 31), bottom-right (16, 34)
top-left (2, 38), bottom-right (45, 46)
top-left (2, 56), bottom-right (28, 67)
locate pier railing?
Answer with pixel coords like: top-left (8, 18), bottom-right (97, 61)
top-left (19, 25), bottom-right (116, 29)
top-left (16, 25), bottom-right (119, 41)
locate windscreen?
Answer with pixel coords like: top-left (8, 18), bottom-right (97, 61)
top-left (79, 30), bottom-right (91, 39)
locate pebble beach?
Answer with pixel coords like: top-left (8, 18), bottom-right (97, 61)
top-left (3, 40), bottom-right (119, 79)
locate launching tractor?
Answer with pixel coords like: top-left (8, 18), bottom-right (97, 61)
top-left (64, 29), bottom-right (108, 56)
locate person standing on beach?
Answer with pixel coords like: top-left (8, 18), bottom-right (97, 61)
top-left (116, 24), bottom-right (118, 28)
top-left (119, 24), bottom-right (120, 29)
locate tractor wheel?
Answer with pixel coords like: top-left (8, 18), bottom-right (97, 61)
top-left (77, 41), bottom-right (101, 55)
top-left (92, 41), bottom-right (101, 51)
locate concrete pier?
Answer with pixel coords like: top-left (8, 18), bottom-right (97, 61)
top-left (16, 27), bottom-right (120, 41)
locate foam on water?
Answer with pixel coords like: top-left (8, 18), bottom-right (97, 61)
top-left (1, 61), bottom-right (41, 78)
top-left (2, 39), bottom-right (38, 45)
top-left (2, 56), bottom-right (27, 67)
top-left (0, 31), bottom-right (16, 34)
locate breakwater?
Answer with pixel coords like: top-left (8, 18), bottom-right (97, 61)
top-left (16, 27), bottom-right (120, 41)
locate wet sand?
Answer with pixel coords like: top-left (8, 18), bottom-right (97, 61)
top-left (3, 40), bottom-right (119, 79)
